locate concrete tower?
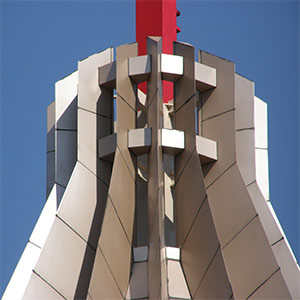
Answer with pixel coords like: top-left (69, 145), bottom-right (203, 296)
top-left (3, 1), bottom-right (299, 299)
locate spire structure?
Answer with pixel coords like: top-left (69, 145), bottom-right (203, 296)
top-left (3, 2), bottom-right (300, 300)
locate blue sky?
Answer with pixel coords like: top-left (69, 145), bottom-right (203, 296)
top-left (1, 0), bottom-right (299, 295)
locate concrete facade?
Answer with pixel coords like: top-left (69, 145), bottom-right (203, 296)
top-left (3, 38), bottom-right (299, 300)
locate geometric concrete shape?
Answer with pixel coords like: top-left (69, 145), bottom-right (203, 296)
top-left (98, 133), bottom-right (117, 162)
top-left (57, 162), bottom-right (108, 250)
top-left (254, 96), bottom-right (268, 149)
top-left (22, 272), bottom-right (65, 300)
top-left (222, 216), bottom-right (279, 300)
top-left (161, 53), bottom-right (183, 82)
top-left (34, 217), bottom-right (91, 299)
top-left (55, 130), bottom-right (77, 188)
top-left (255, 148), bottom-right (269, 200)
top-left (161, 128), bottom-right (184, 155)
top-left (128, 128), bottom-right (151, 155)
top-left (55, 71), bottom-right (78, 130)
top-left (88, 247), bottom-right (123, 300)
top-left (196, 134), bottom-right (217, 164)
top-left (46, 151), bottom-right (55, 199)
top-left (98, 61), bottom-right (116, 89)
top-left (29, 184), bottom-right (57, 248)
top-left (129, 55), bottom-right (151, 84)
top-left (78, 48), bottom-right (113, 114)
top-left (125, 262), bottom-right (148, 299)
top-left (167, 260), bottom-right (191, 299)
top-left (195, 61), bottom-right (216, 91)
top-left (133, 246), bottom-right (148, 262)
top-left (2, 242), bottom-right (41, 300)
top-left (165, 247), bottom-right (180, 261)
top-left (47, 101), bottom-right (55, 152)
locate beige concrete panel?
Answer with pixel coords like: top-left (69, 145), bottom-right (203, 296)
top-left (202, 110), bottom-right (236, 188)
top-left (47, 101), bottom-right (55, 152)
top-left (174, 97), bottom-right (197, 182)
top-left (108, 148), bottom-right (135, 242)
top-left (125, 262), bottom-right (148, 299)
top-left (236, 129), bottom-right (255, 185)
top-left (98, 133), bottom-right (117, 161)
top-left (193, 248), bottom-right (232, 300)
top-left (2, 242), bottom-right (41, 300)
top-left (167, 260), bottom-right (190, 299)
top-left (247, 182), bottom-right (282, 245)
top-left (55, 71), bottom-right (78, 130)
top-left (55, 130), bottom-right (77, 188)
top-left (207, 164), bottom-right (257, 246)
top-left (248, 269), bottom-right (291, 300)
top-left (57, 162), bottom-right (108, 249)
top-left (222, 217), bottom-right (279, 299)
top-left (133, 246), bottom-right (148, 262)
top-left (181, 199), bottom-right (219, 296)
top-left (34, 217), bottom-right (91, 299)
top-left (128, 128), bottom-right (151, 155)
top-left (46, 151), bottom-right (55, 198)
top-left (272, 239), bottom-right (300, 299)
top-left (129, 55), bottom-right (151, 84)
top-left (78, 48), bottom-right (113, 113)
top-left (235, 73), bottom-right (254, 130)
top-left (199, 50), bottom-right (235, 120)
top-left (88, 247), bottom-right (123, 300)
top-left (22, 272), bottom-right (65, 300)
top-left (174, 42), bottom-right (195, 110)
top-left (98, 198), bottom-right (131, 297)
top-left (98, 61), bottom-right (116, 89)
top-left (176, 152), bottom-right (206, 246)
top-left (78, 108), bottom-right (111, 184)
top-left (196, 135), bottom-right (218, 164)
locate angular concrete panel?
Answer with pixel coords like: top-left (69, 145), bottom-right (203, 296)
top-left (23, 272), bottom-right (65, 300)
top-left (98, 198), bottom-right (132, 297)
top-left (46, 151), bottom-right (55, 198)
top-left (126, 262), bottom-right (148, 299)
top-left (222, 216), bottom-right (279, 299)
top-left (34, 217), bottom-right (92, 299)
top-left (78, 48), bottom-right (113, 113)
top-left (181, 199), bottom-right (220, 296)
top-left (196, 135), bottom-right (218, 164)
top-left (57, 162), bottom-right (108, 249)
top-left (47, 101), bottom-right (55, 152)
top-left (88, 247), bottom-right (123, 300)
top-left (254, 96), bottom-right (268, 149)
top-left (98, 61), bottom-right (116, 89)
top-left (129, 55), bottom-right (151, 83)
top-left (255, 148), bottom-right (269, 200)
top-left (128, 128), bottom-right (151, 155)
top-left (207, 164), bottom-right (257, 247)
top-left (161, 53), bottom-right (183, 82)
top-left (195, 61), bottom-right (217, 92)
top-left (98, 133), bottom-right (117, 161)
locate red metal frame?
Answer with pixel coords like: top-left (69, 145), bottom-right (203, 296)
top-left (136, 0), bottom-right (180, 103)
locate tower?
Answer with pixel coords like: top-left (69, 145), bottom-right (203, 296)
top-left (3, 1), bottom-right (299, 299)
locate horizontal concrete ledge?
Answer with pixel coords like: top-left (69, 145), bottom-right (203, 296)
top-left (128, 128), bottom-right (152, 155)
top-left (161, 53), bottom-right (183, 82)
top-left (129, 55), bottom-right (151, 84)
top-left (161, 128), bottom-right (185, 155)
top-left (98, 133), bottom-right (116, 162)
top-left (196, 135), bottom-right (218, 164)
top-left (195, 62), bottom-right (216, 91)
top-left (98, 61), bottom-right (116, 89)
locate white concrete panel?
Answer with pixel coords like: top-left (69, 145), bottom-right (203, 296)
top-left (254, 96), bottom-right (268, 149)
top-left (161, 128), bottom-right (184, 153)
top-left (23, 272), bottom-right (65, 300)
top-left (2, 242), bottom-right (41, 300)
top-left (125, 262), bottom-right (148, 299)
top-left (98, 61), bottom-right (116, 88)
top-left (78, 48), bottom-right (113, 113)
top-left (167, 260), bottom-right (191, 299)
top-left (133, 246), bottom-right (148, 262)
top-left (196, 135), bottom-right (217, 163)
top-left (161, 53), bottom-right (183, 82)
top-left (55, 71), bottom-right (78, 130)
top-left (166, 247), bottom-right (180, 260)
top-left (195, 61), bottom-right (216, 91)
top-left (29, 185), bottom-right (57, 248)
top-left (128, 128), bottom-right (152, 152)
top-left (255, 148), bottom-right (270, 200)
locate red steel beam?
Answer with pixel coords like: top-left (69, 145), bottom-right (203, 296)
top-left (136, 0), bottom-right (180, 103)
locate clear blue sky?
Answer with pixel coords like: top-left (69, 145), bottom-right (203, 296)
top-left (1, 0), bottom-right (299, 296)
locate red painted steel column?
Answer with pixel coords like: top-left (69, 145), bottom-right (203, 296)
top-left (136, 0), bottom-right (180, 103)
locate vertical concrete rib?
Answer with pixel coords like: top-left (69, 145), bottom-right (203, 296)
top-left (174, 42), bottom-right (232, 298)
top-left (146, 37), bottom-right (167, 300)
